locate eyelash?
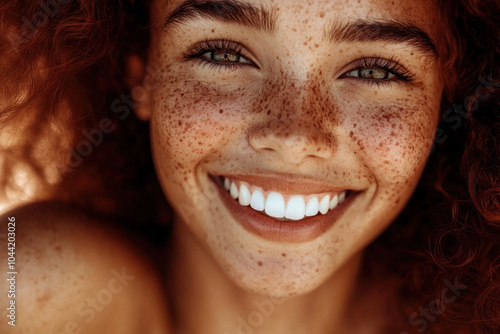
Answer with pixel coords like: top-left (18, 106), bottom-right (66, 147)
top-left (182, 39), bottom-right (416, 85)
top-left (182, 39), bottom-right (257, 71)
top-left (340, 57), bottom-right (416, 87)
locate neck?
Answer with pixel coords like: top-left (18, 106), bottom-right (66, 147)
top-left (166, 215), bottom-right (363, 334)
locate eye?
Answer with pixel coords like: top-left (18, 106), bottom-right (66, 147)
top-left (340, 57), bottom-right (415, 84)
top-left (183, 39), bottom-right (257, 70)
top-left (202, 50), bottom-right (252, 64)
top-left (345, 68), bottom-right (396, 80)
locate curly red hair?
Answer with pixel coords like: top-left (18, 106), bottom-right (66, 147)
top-left (1, 1), bottom-right (498, 332)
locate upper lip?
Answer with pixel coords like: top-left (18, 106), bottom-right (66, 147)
top-left (211, 172), bottom-right (356, 195)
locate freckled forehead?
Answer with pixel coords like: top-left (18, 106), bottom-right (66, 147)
top-left (152, 0), bottom-right (438, 39)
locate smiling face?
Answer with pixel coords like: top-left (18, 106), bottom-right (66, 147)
top-left (143, 0), bottom-right (444, 297)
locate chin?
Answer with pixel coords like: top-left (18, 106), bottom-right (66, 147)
top-left (223, 260), bottom-right (331, 298)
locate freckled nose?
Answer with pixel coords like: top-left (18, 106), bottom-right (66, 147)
top-left (248, 119), bottom-right (334, 164)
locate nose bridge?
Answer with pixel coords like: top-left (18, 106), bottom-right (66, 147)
top-left (281, 68), bottom-right (337, 123)
top-left (248, 75), bottom-right (336, 164)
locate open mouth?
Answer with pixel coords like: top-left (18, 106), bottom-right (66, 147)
top-left (209, 173), bottom-right (361, 243)
top-left (221, 176), bottom-right (348, 221)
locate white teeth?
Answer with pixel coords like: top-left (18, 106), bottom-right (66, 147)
top-left (250, 190), bottom-right (265, 211)
top-left (230, 182), bottom-right (239, 199)
top-left (305, 197), bottom-right (319, 217)
top-left (285, 196), bottom-right (306, 220)
top-left (222, 177), bottom-right (349, 221)
top-left (319, 195), bottom-right (330, 215)
top-left (329, 194), bottom-right (338, 210)
top-left (338, 191), bottom-right (346, 203)
top-left (239, 184), bottom-right (251, 206)
top-left (265, 192), bottom-right (286, 218)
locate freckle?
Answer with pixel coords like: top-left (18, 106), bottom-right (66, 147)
top-left (282, 253), bottom-right (286, 257)
top-left (349, 131), bottom-right (354, 137)
top-left (319, 12), bottom-right (325, 18)
top-left (258, 261), bottom-right (263, 266)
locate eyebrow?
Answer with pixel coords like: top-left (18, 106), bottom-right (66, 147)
top-left (164, 0), bottom-right (437, 57)
top-left (164, 0), bottom-right (277, 33)
top-left (324, 20), bottom-right (437, 57)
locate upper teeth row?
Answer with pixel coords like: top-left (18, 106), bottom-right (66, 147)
top-left (223, 177), bottom-right (347, 221)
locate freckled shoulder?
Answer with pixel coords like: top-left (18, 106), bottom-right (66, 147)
top-left (0, 201), bottom-right (172, 334)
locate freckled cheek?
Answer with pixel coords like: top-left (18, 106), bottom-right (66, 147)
top-left (345, 102), bottom-right (437, 182)
top-left (150, 82), bottom-right (254, 164)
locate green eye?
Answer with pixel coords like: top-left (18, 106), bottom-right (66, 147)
top-left (346, 68), bottom-right (396, 80)
top-left (203, 51), bottom-right (252, 64)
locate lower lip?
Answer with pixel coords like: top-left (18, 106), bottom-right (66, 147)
top-left (210, 175), bottom-right (361, 243)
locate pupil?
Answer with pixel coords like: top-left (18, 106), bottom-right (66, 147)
top-left (359, 68), bottom-right (388, 79)
top-left (212, 51), bottom-right (239, 62)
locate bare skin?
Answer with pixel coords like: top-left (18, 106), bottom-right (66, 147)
top-left (0, 202), bottom-right (171, 334)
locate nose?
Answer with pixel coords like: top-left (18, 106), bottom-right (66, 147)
top-left (248, 117), bottom-right (335, 164)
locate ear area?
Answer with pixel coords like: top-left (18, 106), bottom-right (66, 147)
top-left (125, 54), bottom-right (153, 121)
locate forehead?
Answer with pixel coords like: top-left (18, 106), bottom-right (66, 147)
top-left (152, 0), bottom-right (438, 41)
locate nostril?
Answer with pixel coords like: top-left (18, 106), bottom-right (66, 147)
top-left (248, 123), bottom-right (335, 163)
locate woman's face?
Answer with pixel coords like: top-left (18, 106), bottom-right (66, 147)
top-left (145, 0), bottom-right (443, 297)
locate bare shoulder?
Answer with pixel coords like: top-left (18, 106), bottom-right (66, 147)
top-left (0, 201), bottom-right (172, 334)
